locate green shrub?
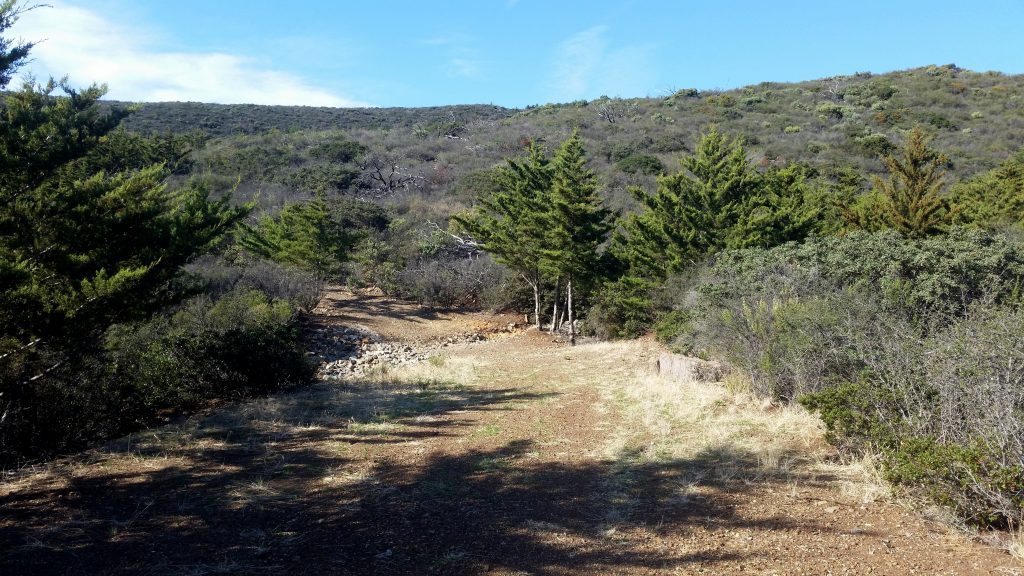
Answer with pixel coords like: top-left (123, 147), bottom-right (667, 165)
top-left (106, 288), bottom-right (313, 411)
top-left (655, 230), bottom-right (1024, 527)
top-left (585, 276), bottom-right (657, 339)
top-left (616, 153), bottom-right (665, 175)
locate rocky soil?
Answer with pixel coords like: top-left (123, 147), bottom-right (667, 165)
top-left (308, 324), bottom-right (490, 378)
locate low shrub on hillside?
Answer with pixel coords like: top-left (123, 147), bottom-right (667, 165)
top-left (395, 255), bottom-right (507, 309)
top-left (800, 304), bottom-right (1024, 528)
top-left (657, 229), bottom-right (1024, 527)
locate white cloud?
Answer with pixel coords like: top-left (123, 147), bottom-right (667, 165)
top-left (550, 25), bottom-right (609, 102)
top-left (548, 25), bottom-right (656, 103)
top-left (447, 57), bottom-right (482, 79)
top-left (15, 2), bottom-right (370, 107)
top-left (422, 34), bottom-right (484, 80)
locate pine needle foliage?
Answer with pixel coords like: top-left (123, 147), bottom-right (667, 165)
top-left (613, 128), bottom-right (818, 279)
top-left (869, 126), bottom-right (951, 237)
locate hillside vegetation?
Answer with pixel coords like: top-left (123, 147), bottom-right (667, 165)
top-left (120, 64), bottom-right (1024, 183)
top-left (3, 0), bottom-right (1024, 546)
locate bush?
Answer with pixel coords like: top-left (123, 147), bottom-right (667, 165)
top-left (395, 255), bottom-right (505, 308)
top-left (585, 276), bottom-right (657, 339)
top-left (659, 230), bottom-right (1024, 528)
top-left (616, 153), bottom-right (665, 175)
top-left (0, 287), bottom-right (313, 466)
top-left (106, 288), bottom-right (313, 413)
top-left (800, 303), bottom-right (1024, 528)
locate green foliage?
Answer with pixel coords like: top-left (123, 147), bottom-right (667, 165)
top-left (544, 131), bottom-right (614, 289)
top-left (0, 79), bottom-right (248, 389)
top-left (454, 142), bottom-right (552, 323)
top-left (456, 134), bottom-right (613, 332)
top-left (701, 229), bottom-right (1024, 320)
top-left (585, 276), bottom-right (658, 339)
top-left (238, 197), bottom-right (358, 278)
top-left (107, 288), bottom-right (312, 411)
top-left (0, 15), bottom-right (261, 464)
top-left (949, 150), bottom-right (1024, 230)
top-left (191, 130), bottom-right (365, 201)
top-left (117, 102), bottom-right (513, 138)
top-left (0, 1), bottom-right (31, 88)
top-left (842, 128), bottom-right (952, 236)
top-left (658, 230), bottom-right (1024, 528)
top-left (854, 132), bottom-right (895, 157)
top-left (616, 153), bottom-right (664, 175)
top-left (613, 128), bottom-right (821, 280)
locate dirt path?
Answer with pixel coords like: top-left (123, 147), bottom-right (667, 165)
top-left (1, 289), bottom-right (1018, 575)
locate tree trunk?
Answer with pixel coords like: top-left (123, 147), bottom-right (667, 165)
top-left (549, 277), bottom-right (561, 333)
top-left (567, 278), bottom-right (576, 346)
top-left (532, 281), bottom-right (541, 330)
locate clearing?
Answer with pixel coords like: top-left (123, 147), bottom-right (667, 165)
top-left (1, 289), bottom-right (1018, 575)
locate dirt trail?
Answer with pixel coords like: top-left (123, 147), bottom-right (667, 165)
top-left (1, 289), bottom-right (1018, 575)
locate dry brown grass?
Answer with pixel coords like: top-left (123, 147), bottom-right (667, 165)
top-left (584, 341), bottom-right (894, 506)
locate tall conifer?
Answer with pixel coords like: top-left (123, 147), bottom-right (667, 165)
top-left (544, 132), bottom-right (612, 344)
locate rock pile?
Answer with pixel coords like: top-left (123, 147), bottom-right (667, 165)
top-left (308, 324), bottom-right (488, 379)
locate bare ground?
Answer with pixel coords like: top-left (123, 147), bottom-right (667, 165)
top-left (1, 289), bottom-right (1019, 575)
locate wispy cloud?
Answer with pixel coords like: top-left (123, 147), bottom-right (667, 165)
top-left (16, 2), bottom-right (370, 107)
top-left (548, 25), bottom-right (656, 103)
top-left (447, 57), bottom-right (482, 79)
top-left (550, 25), bottom-right (609, 102)
top-left (422, 33), bottom-right (484, 80)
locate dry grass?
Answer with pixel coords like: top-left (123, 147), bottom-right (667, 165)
top-left (818, 451), bottom-right (892, 505)
top-left (587, 341), bottom-right (892, 504)
top-left (1007, 528), bottom-right (1024, 563)
top-left (622, 368), bottom-right (828, 467)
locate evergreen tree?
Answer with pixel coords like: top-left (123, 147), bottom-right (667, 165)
top-left (612, 128), bottom-right (758, 279)
top-left (0, 6), bottom-right (246, 453)
top-left (544, 132), bottom-right (613, 344)
top-left (0, 1), bottom-right (31, 87)
top-left (872, 127), bottom-right (951, 238)
top-left (949, 150), bottom-right (1024, 230)
top-left (454, 142), bottom-right (552, 329)
top-left (238, 197), bottom-right (358, 279)
top-left (727, 163), bottom-right (820, 249)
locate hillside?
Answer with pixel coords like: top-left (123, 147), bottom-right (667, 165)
top-left (118, 65), bottom-right (1024, 184)
top-left (111, 102), bottom-right (515, 138)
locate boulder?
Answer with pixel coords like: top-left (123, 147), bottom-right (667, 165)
top-left (654, 353), bottom-right (728, 383)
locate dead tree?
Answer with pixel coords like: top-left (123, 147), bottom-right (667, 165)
top-left (358, 151), bottom-right (420, 198)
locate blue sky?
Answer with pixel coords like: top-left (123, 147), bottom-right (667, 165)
top-left (13, 1), bottom-right (1024, 108)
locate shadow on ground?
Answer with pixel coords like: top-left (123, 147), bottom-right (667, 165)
top-left (1, 374), bottom-right (847, 576)
top-left (316, 293), bottom-right (445, 327)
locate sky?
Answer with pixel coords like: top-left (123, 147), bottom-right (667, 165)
top-left (10, 0), bottom-right (1024, 109)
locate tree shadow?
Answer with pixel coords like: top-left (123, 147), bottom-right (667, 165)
top-left (1, 376), bottom-right (861, 575)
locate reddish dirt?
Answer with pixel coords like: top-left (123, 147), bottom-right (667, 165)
top-left (0, 289), bottom-right (1018, 575)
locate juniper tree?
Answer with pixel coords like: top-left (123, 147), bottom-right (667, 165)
top-left (0, 5), bottom-right (246, 452)
top-left (454, 142), bottom-right (552, 329)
